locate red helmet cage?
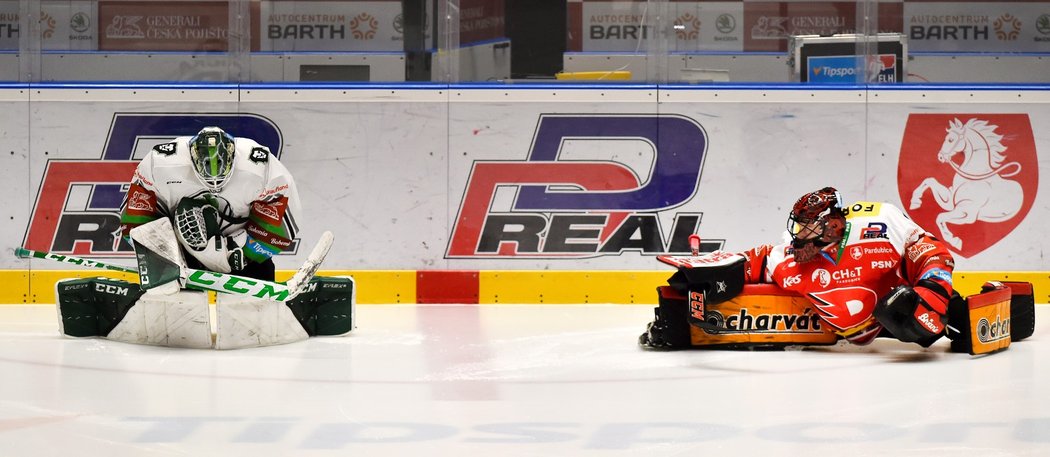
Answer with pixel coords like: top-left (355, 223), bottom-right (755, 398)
top-left (786, 187), bottom-right (843, 241)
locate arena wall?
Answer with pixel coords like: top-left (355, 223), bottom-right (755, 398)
top-left (1, 84), bottom-right (1047, 303)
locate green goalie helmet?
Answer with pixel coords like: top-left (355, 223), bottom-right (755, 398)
top-left (189, 126), bottom-right (236, 192)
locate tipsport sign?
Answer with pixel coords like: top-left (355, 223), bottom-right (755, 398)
top-left (23, 113), bottom-right (282, 257)
top-left (446, 114), bottom-right (719, 259)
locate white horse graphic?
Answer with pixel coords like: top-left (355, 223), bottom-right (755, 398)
top-left (909, 118), bottom-right (1023, 250)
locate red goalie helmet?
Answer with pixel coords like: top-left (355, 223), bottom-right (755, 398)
top-left (786, 187), bottom-right (845, 262)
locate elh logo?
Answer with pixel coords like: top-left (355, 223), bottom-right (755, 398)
top-left (866, 54), bottom-right (897, 82)
top-left (446, 114), bottom-right (716, 258)
top-left (898, 114), bottom-right (1038, 258)
top-left (23, 113), bottom-right (283, 257)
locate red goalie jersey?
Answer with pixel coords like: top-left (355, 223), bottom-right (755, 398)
top-left (740, 201), bottom-right (955, 345)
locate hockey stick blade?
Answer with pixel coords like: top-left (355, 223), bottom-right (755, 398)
top-left (283, 231), bottom-right (334, 300)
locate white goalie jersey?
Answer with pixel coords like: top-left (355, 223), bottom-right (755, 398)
top-left (120, 134), bottom-right (302, 265)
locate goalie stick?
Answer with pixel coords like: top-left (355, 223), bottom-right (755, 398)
top-left (15, 248), bottom-right (139, 273)
top-left (14, 231), bottom-right (333, 302)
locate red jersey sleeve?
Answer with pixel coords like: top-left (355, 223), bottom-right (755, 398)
top-left (119, 157), bottom-right (163, 238)
top-left (740, 244), bottom-right (775, 284)
top-left (902, 234), bottom-right (955, 299)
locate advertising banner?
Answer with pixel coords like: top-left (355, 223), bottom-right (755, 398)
top-left (459, 0), bottom-right (505, 44)
top-left (257, 0), bottom-right (413, 52)
top-left (0, 1), bottom-right (97, 51)
top-left (568, 1), bottom-right (912, 53)
top-left (98, 1), bottom-right (229, 51)
top-left (255, 0), bottom-right (496, 51)
top-left (568, 1), bottom-right (744, 52)
top-left (743, 1), bottom-right (903, 52)
top-left (4, 87), bottom-right (1048, 273)
top-left (905, 2), bottom-right (1050, 53)
top-left (806, 54), bottom-right (899, 83)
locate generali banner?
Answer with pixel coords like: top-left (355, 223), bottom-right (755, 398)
top-left (93, 0), bottom-right (495, 52)
top-left (98, 0), bottom-right (230, 51)
top-left (4, 87), bottom-right (1046, 272)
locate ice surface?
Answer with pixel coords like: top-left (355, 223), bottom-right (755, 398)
top-left (0, 304), bottom-right (1047, 456)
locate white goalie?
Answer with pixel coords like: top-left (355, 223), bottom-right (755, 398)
top-left (48, 126), bottom-right (354, 349)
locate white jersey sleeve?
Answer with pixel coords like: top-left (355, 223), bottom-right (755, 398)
top-left (119, 144), bottom-right (172, 237)
top-left (239, 142), bottom-right (302, 262)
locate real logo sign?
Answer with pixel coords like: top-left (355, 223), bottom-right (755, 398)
top-left (23, 113), bottom-right (283, 257)
top-left (446, 114), bottom-right (716, 259)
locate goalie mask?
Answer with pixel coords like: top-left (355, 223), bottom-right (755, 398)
top-left (189, 127), bottom-right (236, 192)
top-left (786, 187), bottom-right (845, 263)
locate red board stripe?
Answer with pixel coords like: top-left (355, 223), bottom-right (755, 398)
top-left (417, 270), bottom-right (480, 304)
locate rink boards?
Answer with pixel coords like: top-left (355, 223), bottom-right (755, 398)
top-left (0, 84), bottom-right (1048, 303)
top-left (2, 268), bottom-right (1048, 305)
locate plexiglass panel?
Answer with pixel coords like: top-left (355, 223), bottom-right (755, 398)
top-left (0, 0), bottom-right (1046, 84)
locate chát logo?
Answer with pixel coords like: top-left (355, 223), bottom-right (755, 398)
top-left (446, 114), bottom-right (715, 259)
top-left (23, 113), bottom-right (283, 257)
top-left (898, 114), bottom-right (1038, 258)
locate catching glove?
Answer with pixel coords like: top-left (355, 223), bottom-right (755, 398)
top-left (174, 197), bottom-right (245, 273)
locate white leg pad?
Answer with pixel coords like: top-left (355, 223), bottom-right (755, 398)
top-left (215, 294), bottom-right (308, 350)
top-left (107, 290), bottom-right (212, 349)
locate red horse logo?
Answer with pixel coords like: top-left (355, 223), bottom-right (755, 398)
top-left (899, 114), bottom-right (1038, 258)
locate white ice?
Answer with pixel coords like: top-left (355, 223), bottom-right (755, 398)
top-left (1, 304), bottom-right (1047, 456)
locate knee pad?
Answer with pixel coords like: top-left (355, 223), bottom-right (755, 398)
top-left (108, 289), bottom-right (212, 349)
top-left (56, 278), bottom-right (211, 349)
top-left (214, 276), bottom-right (355, 350)
top-left (215, 294), bottom-right (308, 350)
